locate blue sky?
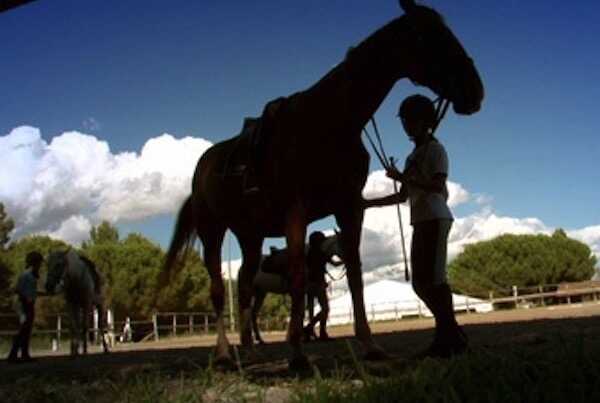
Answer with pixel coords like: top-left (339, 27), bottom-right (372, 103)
top-left (1, 0), bottom-right (599, 265)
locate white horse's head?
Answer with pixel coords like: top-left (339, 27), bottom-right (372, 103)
top-left (317, 230), bottom-right (344, 262)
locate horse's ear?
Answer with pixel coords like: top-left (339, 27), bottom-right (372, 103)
top-left (399, 0), bottom-right (417, 13)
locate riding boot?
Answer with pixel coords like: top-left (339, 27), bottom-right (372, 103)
top-left (428, 284), bottom-right (467, 358)
top-left (7, 337), bottom-right (19, 362)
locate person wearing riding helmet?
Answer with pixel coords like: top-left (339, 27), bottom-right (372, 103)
top-left (304, 231), bottom-right (343, 341)
top-left (363, 94), bottom-right (467, 358)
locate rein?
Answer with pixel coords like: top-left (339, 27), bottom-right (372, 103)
top-left (361, 97), bottom-right (450, 282)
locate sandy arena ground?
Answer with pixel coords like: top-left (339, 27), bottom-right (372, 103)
top-left (2, 302), bottom-right (600, 383)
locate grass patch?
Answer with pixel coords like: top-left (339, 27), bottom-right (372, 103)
top-left (296, 333), bottom-right (600, 403)
top-left (2, 332), bottom-right (600, 403)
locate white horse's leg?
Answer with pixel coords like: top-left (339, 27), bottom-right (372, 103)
top-left (251, 289), bottom-right (267, 345)
top-left (97, 301), bottom-right (109, 353)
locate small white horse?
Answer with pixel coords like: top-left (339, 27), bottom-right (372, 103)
top-left (45, 249), bottom-right (109, 355)
top-left (251, 232), bottom-right (343, 344)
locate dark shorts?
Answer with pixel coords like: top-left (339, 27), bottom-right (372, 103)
top-left (411, 219), bottom-right (452, 286)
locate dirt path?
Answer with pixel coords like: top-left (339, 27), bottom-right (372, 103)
top-left (2, 303), bottom-right (599, 384)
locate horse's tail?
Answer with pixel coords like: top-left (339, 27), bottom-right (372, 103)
top-left (164, 195), bottom-right (196, 278)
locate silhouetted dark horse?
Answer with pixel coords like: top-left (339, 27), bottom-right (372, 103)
top-left (165, 0), bottom-right (484, 368)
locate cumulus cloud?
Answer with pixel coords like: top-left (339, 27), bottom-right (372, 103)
top-left (568, 226), bottom-right (600, 263)
top-left (0, 126), bottom-right (212, 244)
top-left (358, 170), bottom-right (598, 275)
top-left (2, 126), bottom-right (598, 277)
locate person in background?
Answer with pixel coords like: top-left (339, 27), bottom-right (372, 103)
top-left (303, 231), bottom-right (343, 341)
top-left (7, 251), bottom-right (46, 363)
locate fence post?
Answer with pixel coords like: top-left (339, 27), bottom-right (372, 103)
top-left (204, 314), bottom-right (209, 334)
top-left (512, 285), bottom-right (518, 308)
top-left (172, 314), bottom-right (177, 336)
top-left (57, 315), bottom-right (62, 349)
top-left (417, 299), bottom-right (422, 317)
top-left (153, 313), bottom-right (159, 341)
top-left (189, 315), bottom-right (194, 335)
top-left (466, 297), bottom-right (470, 314)
top-left (539, 285), bottom-right (545, 306)
top-left (107, 309), bottom-right (115, 346)
top-left (93, 308), bottom-right (99, 344)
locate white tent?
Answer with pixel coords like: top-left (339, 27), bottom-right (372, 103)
top-left (327, 279), bottom-right (493, 326)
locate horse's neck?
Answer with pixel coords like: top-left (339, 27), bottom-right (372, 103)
top-left (300, 18), bottom-right (409, 136)
top-left (64, 252), bottom-right (93, 293)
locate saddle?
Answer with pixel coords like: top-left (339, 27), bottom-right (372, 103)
top-left (227, 96), bottom-right (289, 191)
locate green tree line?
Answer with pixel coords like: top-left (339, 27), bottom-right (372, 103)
top-left (448, 229), bottom-right (597, 298)
top-left (0, 203), bottom-right (288, 329)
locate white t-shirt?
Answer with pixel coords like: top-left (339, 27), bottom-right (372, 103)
top-left (404, 140), bottom-right (453, 224)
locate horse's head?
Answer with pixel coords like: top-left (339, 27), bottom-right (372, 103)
top-left (45, 250), bottom-right (68, 294)
top-left (398, 0), bottom-right (484, 115)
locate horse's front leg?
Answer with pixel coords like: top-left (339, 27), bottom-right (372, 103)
top-left (285, 203), bottom-right (309, 370)
top-left (69, 304), bottom-right (80, 356)
top-left (336, 203), bottom-right (387, 360)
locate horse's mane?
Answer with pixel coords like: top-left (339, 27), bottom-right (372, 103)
top-left (302, 6), bottom-right (444, 104)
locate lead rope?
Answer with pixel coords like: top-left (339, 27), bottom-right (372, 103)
top-left (362, 98), bottom-right (450, 283)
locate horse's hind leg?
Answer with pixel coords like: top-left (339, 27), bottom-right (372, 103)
top-left (83, 306), bottom-right (89, 354)
top-left (237, 235), bottom-right (263, 356)
top-left (201, 225), bottom-right (231, 365)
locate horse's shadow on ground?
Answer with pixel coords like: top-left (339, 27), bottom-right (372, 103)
top-left (2, 315), bottom-right (599, 384)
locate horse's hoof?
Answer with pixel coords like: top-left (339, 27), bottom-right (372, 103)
top-left (288, 355), bottom-right (311, 372)
top-left (364, 349), bottom-right (389, 361)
